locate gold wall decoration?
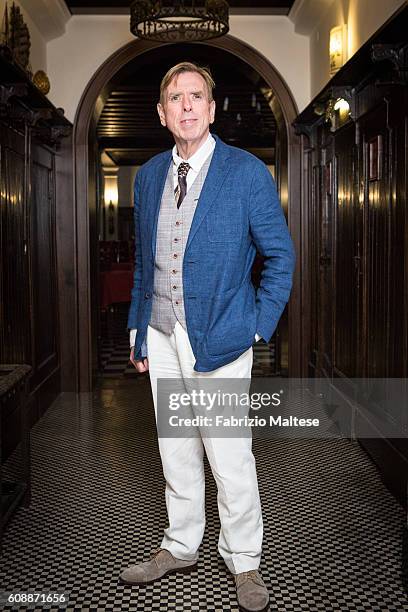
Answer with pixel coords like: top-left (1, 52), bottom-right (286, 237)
top-left (33, 70), bottom-right (50, 95)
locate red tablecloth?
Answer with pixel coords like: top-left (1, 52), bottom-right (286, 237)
top-left (110, 262), bottom-right (133, 271)
top-left (100, 269), bottom-right (134, 309)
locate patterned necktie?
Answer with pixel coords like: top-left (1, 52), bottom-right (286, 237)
top-left (175, 162), bottom-right (190, 209)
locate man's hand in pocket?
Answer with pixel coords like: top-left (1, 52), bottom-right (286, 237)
top-left (130, 347), bottom-right (149, 372)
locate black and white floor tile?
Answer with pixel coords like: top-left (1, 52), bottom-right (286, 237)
top-left (1, 377), bottom-right (407, 611)
top-left (100, 304), bottom-right (276, 378)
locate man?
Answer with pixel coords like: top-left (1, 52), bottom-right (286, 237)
top-left (120, 62), bottom-right (295, 612)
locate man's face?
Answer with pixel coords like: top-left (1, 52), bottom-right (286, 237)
top-left (157, 71), bottom-right (215, 149)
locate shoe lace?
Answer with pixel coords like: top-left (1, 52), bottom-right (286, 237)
top-left (236, 570), bottom-right (263, 586)
top-left (244, 570), bottom-right (259, 581)
top-left (150, 548), bottom-right (164, 559)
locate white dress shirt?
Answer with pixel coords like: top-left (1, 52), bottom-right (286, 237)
top-left (129, 133), bottom-right (261, 349)
top-left (172, 132), bottom-right (215, 193)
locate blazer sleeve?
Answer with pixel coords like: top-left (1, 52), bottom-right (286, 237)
top-left (127, 170), bottom-right (143, 330)
top-left (248, 161), bottom-right (296, 343)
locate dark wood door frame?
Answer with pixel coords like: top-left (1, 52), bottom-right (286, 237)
top-left (73, 35), bottom-right (304, 391)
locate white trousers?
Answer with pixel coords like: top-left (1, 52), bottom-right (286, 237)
top-left (146, 321), bottom-right (263, 574)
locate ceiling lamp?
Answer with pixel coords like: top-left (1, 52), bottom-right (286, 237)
top-left (130, 0), bottom-right (229, 43)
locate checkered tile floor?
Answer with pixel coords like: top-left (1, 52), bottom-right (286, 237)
top-left (1, 378), bottom-right (407, 611)
top-left (100, 304), bottom-right (276, 378)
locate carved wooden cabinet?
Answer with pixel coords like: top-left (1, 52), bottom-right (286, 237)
top-left (294, 7), bottom-right (408, 505)
top-left (0, 51), bottom-right (72, 424)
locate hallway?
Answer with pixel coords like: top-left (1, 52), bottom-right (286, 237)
top-left (1, 379), bottom-right (407, 611)
top-left (1, 1), bottom-right (408, 610)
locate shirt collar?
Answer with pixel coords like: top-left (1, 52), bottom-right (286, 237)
top-left (172, 133), bottom-right (215, 173)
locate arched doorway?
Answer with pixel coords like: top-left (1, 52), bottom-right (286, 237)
top-left (73, 35), bottom-right (302, 391)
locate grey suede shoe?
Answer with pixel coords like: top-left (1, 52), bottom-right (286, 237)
top-left (119, 548), bottom-right (197, 585)
top-left (234, 570), bottom-right (270, 612)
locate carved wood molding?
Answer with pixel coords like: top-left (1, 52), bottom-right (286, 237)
top-left (5, 106), bottom-right (52, 130)
top-left (26, 108), bottom-right (53, 125)
top-left (292, 119), bottom-right (317, 137)
top-left (295, 84), bottom-right (357, 135)
top-left (0, 86), bottom-right (71, 145)
top-left (371, 42), bottom-right (408, 85)
top-left (0, 51), bottom-right (72, 137)
top-left (0, 82), bottom-right (28, 107)
top-left (33, 124), bottom-right (72, 148)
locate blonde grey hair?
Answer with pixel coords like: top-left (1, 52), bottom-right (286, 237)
top-left (159, 61), bottom-right (215, 105)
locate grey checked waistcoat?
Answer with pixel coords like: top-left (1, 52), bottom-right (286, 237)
top-left (149, 153), bottom-right (213, 335)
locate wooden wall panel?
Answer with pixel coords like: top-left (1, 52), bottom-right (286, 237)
top-left (294, 15), bottom-right (408, 504)
top-left (359, 102), bottom-right (390, 378)
top-left (0, 123), bottom-right (61, 425)
top-left (301, 90), bottom-right (407, 383)
top-left (30, 147), bottom-right (59, 388)
top-left (333, 124), bottom-right (361, 378)
top-left (0, 130), bottom-right (29, 365)
top-left (318, 129), bottom-right (335, 376)
top-left (387, 99), bottom-right (407, 377)
top-left (1, 56), bottom-right (72, 436)
top-left (55, 133), bottom-right (77, 391)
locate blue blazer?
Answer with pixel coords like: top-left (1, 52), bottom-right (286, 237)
top-left (128, 134), bottom-right (296, 372)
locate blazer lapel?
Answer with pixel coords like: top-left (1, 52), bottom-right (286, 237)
top-left (150, 152), bottom-right (172, 259)
top-left (185, 136), bottom-right (231, 252)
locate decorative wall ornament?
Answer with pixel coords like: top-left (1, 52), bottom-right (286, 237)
top-left (0, 2), bottom-right (8, 46)
top-left (371, 42), bottom-right (408, 86)
top-left (312, 86), bottom-right (354, 132)
top-left (33, 70), bottom-right (50, 95)
top-left (0, 2), bottom-right (12, 62)
top-left (130, 0), bottom-right (229, 42)
top-left (9, 2), bottom-right (30, 70)
top-left (0, 1), bottom-right (31, 73)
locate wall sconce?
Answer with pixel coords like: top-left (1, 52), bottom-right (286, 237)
top-left (333, 97), bottom-right (351, 125)
top-left (104, 172), bottom-right (119, 237)
top-left (104, 176), bottom-right (118, 208)
top-left (333, 98), bottom-right (350, 113)
top-left (108, 200), bottom-right (115, 236)
top-left (313, 95), bottom-right (351, 132)
top-left (330, 24), bottom-right (347, 75)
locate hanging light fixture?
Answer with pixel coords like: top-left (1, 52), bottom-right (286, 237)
top-left (130, 0), bottom-right (229, 43)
